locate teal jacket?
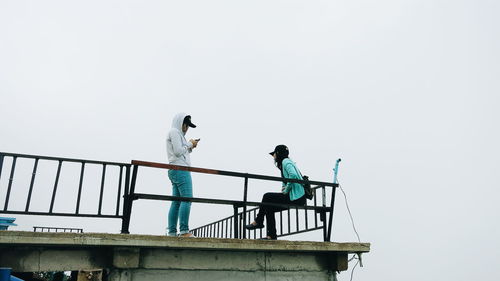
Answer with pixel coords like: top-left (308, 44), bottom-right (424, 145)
top-left (281, 158), bottom-right (305, 201)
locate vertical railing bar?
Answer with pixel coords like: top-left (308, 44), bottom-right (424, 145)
top-left (228, 217), bottom-right (231, 238)
top-left (0, 154), bottom-right (4, 183)
top-left (225, 218), bottom-right (228, 238)
top-left (314, 189), bottom-right (318, 227)
top-left (304, 207), bottom-right (309, 230)
top-left (25, 158), bottom-right (39, 212)
top-left (295, 206), bottom-right (299, 232)
top-left (98, 164), bottom-right (106, 215)
top-left (239, 213), bottom-right (243, 239)
top-left (322, 211), bottom-right (327, 241)
top-left (233, 205), bottom-right (239, 238)
top-left (3, 156), bottom-right (17, 211)
top-left (280, 211), bottom-right (283, 235)
top-left (322, 186), bottom-right (326, 207)
top-left (242, 176), bottom-right (248, 239)
top-left (245, 209), bottom-right (249, 239)
top-left (76, 162), bottom-right (85, 214)
top-left (326, 185), bottom-right (337, 242)
top-left (251, 209), bottom-right (255, 239)
top-left (287, 208), bottom-right (291, 235)
top-left (120, 164), bottom-right (137, 234)
top-left (49, 160), bottom-right (62, 213)
top-left (259, 214), bottom-right (263, 238)
top-left (123, 165), bottom-right (131, 216)
top-left (115, 165), bottom-right (124, 216)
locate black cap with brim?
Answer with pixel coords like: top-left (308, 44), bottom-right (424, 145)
top-left (184, 115), bottom-right (197, 128)
top-left (269, 145), bottom-right (288, 156)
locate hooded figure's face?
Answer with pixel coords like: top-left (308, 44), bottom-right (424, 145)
top-left (182, 123), bottom-right (189, 133)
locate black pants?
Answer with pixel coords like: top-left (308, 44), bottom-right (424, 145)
top-left (254, 192), bottom-right (306, 239)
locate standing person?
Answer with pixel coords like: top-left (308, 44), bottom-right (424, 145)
top-left (245, 144), bottom-right (306, 240)
top-left (166, 112), bottom-right (200, 237)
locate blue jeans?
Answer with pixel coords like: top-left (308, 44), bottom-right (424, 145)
top-left (167, 170), bottom-right (193, 236)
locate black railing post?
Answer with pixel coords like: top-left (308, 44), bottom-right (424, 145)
top-left (98, 164), bottom-right (107, 215)
top-left (49, 160), bottom-right (63, 213)
top-left (233, 204), bottom-right (239, 239)
top-left (121, 164), bottom-right (138, 234)
top-left (4, 156), bottom-right (17, 211)
top-left (242, 176), bottom-right (248, 239)
top-left (0, 154), bottom-right (4, 182)
top-left (321, 211), bottom-right (327, 241)
top-left (76, 162), bottom-right (85, 214)
top-left (115, 165), bottom-right (124, 216)
top-left (25, 158), bottom-right (39, 212)
top-left (326, 184), bottom-right (338, 242)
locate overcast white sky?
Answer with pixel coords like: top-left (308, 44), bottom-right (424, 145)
top-left (1, 1), bottom-right (499, 280)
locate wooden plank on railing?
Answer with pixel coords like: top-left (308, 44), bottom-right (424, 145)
top-left (131, 160), bottom-right (337, 187)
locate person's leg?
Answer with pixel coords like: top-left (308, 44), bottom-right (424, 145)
top-left (253, 192), bottom-right (282, 226)
top-left (177, 171), bottom-right (193, 235)
top-left (167, 170), bottom-right (181, 236)
top-left (292, 195), bottom-right (307, 206)
top-left (262, 193), bottom-right (290, 239)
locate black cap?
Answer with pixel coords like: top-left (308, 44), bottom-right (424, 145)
top-left (269, 145), bottom-right (289, 156)
top-left (183, 115), bottom-right (197, 128)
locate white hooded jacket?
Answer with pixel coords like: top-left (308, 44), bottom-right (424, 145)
top-left (166, 112), bottom-right (194, 166)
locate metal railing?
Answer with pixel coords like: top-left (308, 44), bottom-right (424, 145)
top-left (0, 152), bottom-right (130, 221)
top-left (0, 152), bottom-right (339, 241)
top-left (191, 186), bottom-right (328, 240)
top-left (33, 226), bottom-right (84, 233)
top-left (124, 160), bottom-right (338, 241)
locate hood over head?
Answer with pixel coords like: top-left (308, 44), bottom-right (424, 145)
top-left (171, 112), bottom-right (196, 135)
top-left (172, 112), bottom-right (188, 134)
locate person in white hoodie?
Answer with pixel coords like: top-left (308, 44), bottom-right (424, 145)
top-left (166, 113), bottom-right (199, 237)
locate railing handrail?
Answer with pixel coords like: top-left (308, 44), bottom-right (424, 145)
top-left (1, 152), bottom-right (130, 166)
top-left (131, 160), bottom-right (338, 187)
top-left (133, 193), bottom-right (331, 211)
top-left (127, 159), bottom-right (338, 241)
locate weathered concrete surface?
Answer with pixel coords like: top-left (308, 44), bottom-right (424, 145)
top-left (0, 231), bottom-right (370, 281)
top-left (0, 231), bottom-right (370, 253)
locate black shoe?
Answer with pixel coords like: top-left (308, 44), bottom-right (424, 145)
top-left (258, 236), bottom-right (277, 240)
top-left (245, 223), bottom-right (264, 230)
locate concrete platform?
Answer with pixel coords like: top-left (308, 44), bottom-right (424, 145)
top-left (0, 231), bottom-right (370, 281)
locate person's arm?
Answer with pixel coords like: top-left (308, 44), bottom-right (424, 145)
top-left (170, 131), bottom-right (193, 157)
